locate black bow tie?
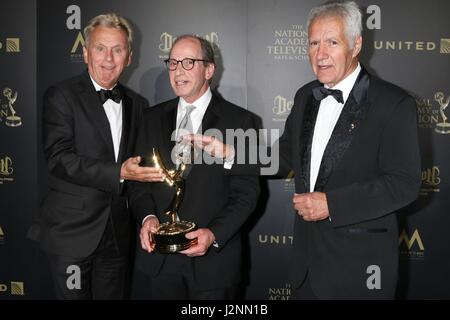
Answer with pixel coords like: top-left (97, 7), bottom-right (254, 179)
top-left (312, 86), bottom-right (344, 104)
top-left (97, 87), bottom-right (122, 104)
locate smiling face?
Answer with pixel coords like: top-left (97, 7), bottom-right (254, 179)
top-left (83, 26), bottom-right (131, 89)
top-left (168, 37), bottom-right (214, 103)
top-left (308, 16), bottom-right (361, 88)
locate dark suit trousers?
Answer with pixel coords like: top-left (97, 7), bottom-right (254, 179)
top-left (46, 218), bottom-right (128, 300)
top-left (150, 254), bottom-right (237, 300)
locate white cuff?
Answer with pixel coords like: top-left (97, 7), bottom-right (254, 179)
top-left (223, 146), bottom-right (235, 170)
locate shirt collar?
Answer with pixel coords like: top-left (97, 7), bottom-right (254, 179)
top-left (89, 75), bottom-right (118, 91)
top-left (179, 87), bottom-right (212, 112)
top-left (324, 63), bottom-right (361, 104)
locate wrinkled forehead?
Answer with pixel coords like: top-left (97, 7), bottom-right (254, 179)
top-left (308, 16), bottom-right (346, 37)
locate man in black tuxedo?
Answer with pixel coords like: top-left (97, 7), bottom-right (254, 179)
top-left (195, 1), bottom-right (421, 299)
top-left (129, 35), bottom-right (260, 299)
top-left (284, 1), bottom-right (420, 299)
top-left (34, 13), bottom-right (162, 299)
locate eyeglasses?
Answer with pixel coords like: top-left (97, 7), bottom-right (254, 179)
top-left (164, 58), bottom-right (208, 71)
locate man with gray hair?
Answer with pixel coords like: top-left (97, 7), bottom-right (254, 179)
top-left (34, 12), bottom-right (162, 299)
top-left (283, 0), bottom-right (421, 299)
top-left (194, 0), bottom-right (421, 299)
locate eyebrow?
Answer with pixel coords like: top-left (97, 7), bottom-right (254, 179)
top-left (94, 43), bottom-right (126, 49)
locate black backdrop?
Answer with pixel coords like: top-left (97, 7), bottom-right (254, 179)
top-left (1, 0), bottom-right (449, 299)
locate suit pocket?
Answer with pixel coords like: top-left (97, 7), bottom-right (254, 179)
top-left (46, 189), bottom-right (84, 210)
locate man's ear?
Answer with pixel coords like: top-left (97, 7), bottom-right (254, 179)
top-left (127, 51), bottom-right (133, 67)
top-left (82, 46), bottom-right (89, 64)
top-left (205, 63), bottom-right (215, 81)
top-left (352, 36), bottom-right (362, 58)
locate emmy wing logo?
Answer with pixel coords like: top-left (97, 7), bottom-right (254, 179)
top-left (434, 92), bottom-right (450, 134)
top-left (0, 88), bottom-right (22, 127)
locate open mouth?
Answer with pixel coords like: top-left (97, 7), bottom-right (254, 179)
top-left (175, 80), bottom-right (189, 86)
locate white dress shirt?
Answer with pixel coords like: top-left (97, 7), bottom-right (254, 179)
top-left (90, 76), bottom-right (122, 162)
top-left (309, 63), bottom-right (361, 192)
top-left (177, 88), bottom-right (212, 134)
top-left (142, 89), bottom-right (230, 225)
top-left (177, 88), bottom-right (233, 169)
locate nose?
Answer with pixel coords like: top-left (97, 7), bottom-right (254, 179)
top-left (105, 48), bottom-right (113, 61)
top-left (316, 43), bottom-right (328, 60)
top-left (174, 62), bottom-right (185, 75)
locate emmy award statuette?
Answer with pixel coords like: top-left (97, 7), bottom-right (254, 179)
top-left (435, 91), bottom-right (450, 134)
top-left (3, 88), bottom-right (22, 127)
top-left (151, 148), bottom-right (197, 253)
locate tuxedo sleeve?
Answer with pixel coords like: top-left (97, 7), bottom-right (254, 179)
top-left (127, 114), bottom-right (158, 223)
top-left (226, 108), bottom-right (293, 178)
top-left (327, 94), bottom-right (421, 227)
top-left (208, 174), bottom-right (259, 251)
top-left (42, 85), bottom-right (121, 194)
top-left (207, 113), bottom-right (261, 250)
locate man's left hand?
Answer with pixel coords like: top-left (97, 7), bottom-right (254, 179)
top-left (293, 192), bottom-right (329, 221)
top-left (180, 228), bottom-right (215, 257)
top-left (121, 156), bottom-right (165, 182)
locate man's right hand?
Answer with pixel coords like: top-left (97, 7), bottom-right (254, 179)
top-left (185, 134), bottom-right (235, 160)
top-left (120, 156), bottom-right (165, 182)
top-left (140, 216), bottom-right (160, 253)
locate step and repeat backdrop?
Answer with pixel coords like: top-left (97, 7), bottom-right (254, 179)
top-left (1, 0), bottom-right (449, 299)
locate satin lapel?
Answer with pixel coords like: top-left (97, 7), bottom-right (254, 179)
top-left (117, 85), bottom-right (131, 164)
top-left (77, 72), bottom-right (115, 159)
top-left (162, 100), bottom-right (178, 169)
top-left (298, 93), bottom-right (321, 192)
top-left (315, 69), bottom-right (371, 191)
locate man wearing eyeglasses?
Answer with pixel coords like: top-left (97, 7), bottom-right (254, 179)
top-left (129, 34), bottom-right (260, 299)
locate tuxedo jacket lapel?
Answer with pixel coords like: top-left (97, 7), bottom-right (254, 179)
top-left (201, 94), bottom-right (220, 132)
top-left (117, 84), bottom-right (131, 164)
top-left (314, 69), bottom-right (371, 191)
top-left (299, 93), bottom-right (321, 192)
top-left (78, 72), bottom-right (115, 160)
top-left (162, 100), bottom-right (178, 169)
